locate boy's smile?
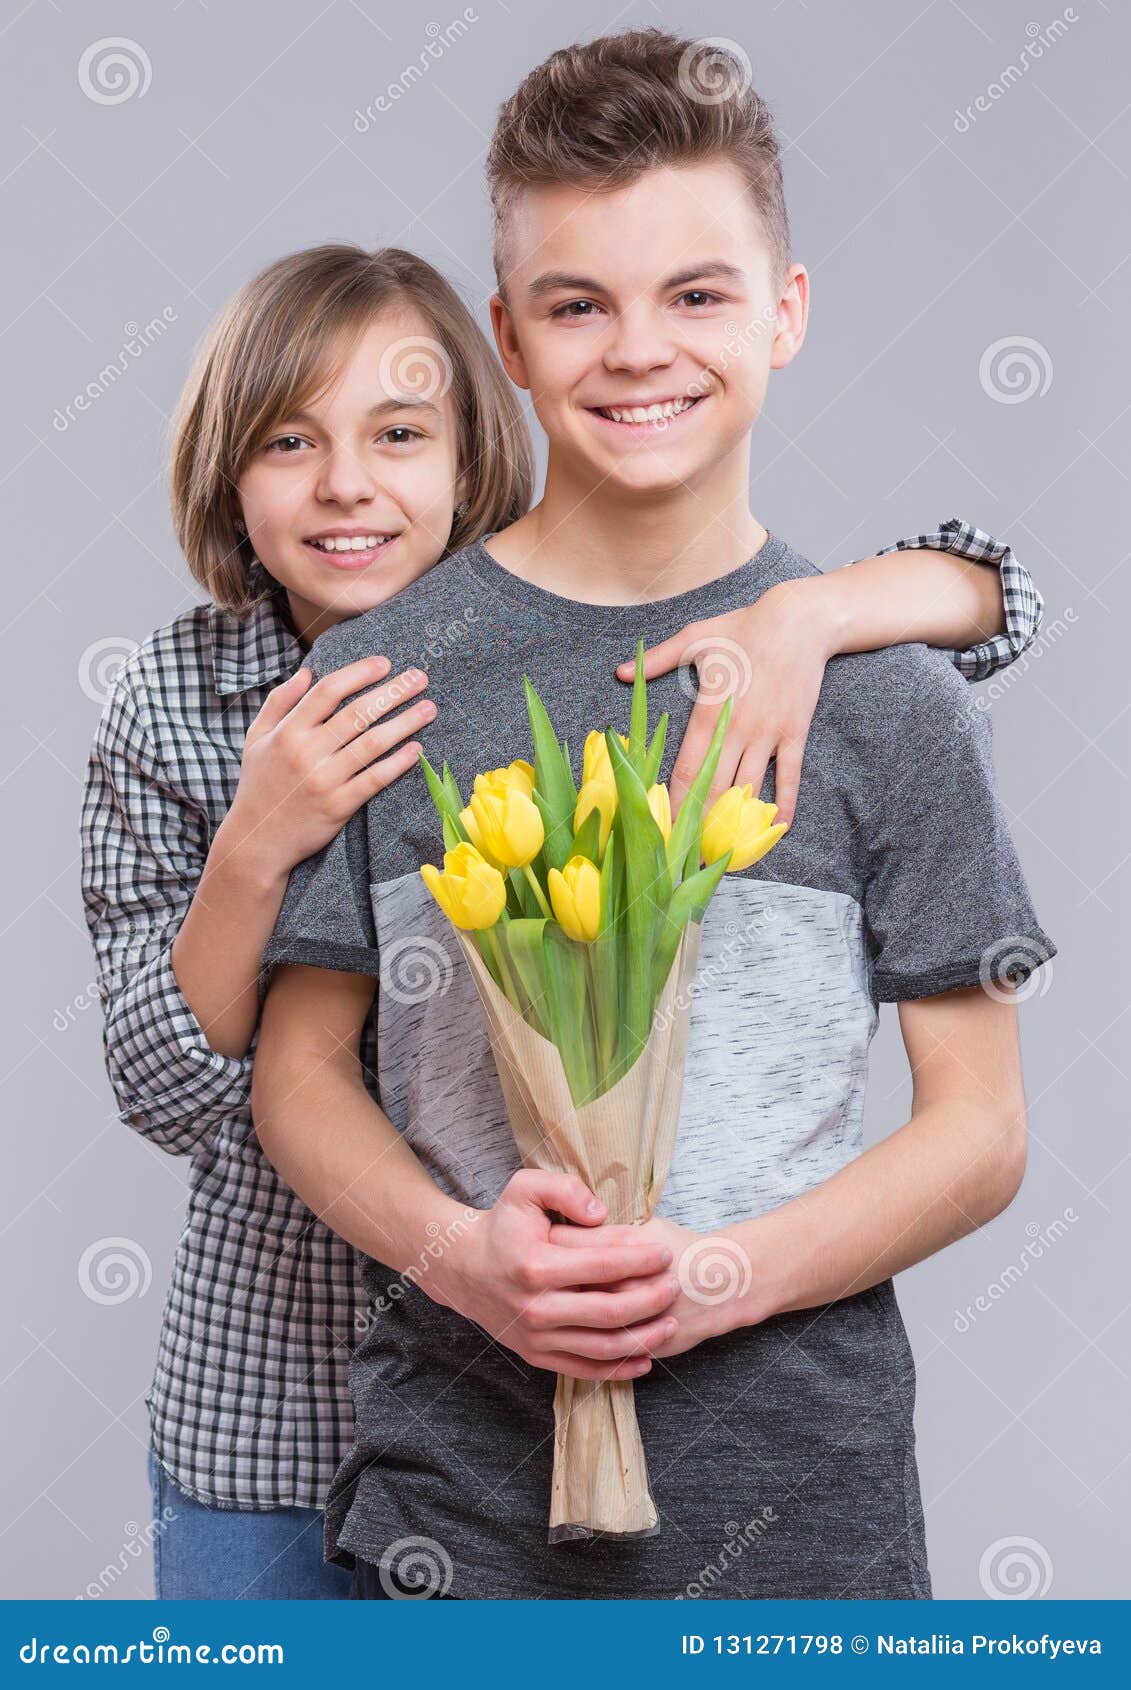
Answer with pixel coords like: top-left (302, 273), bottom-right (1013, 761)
top-left (587, 390), bottom-right (708, 435)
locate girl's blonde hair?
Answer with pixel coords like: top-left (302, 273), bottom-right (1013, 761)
top-left (170, 244), bottom-right (535, 615)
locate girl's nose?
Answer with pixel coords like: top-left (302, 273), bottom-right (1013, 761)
top-left (315, 443), bottom-right (378, 508)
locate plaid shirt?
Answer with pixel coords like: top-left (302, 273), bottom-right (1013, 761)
top-left (79, 522), bottom-right (1043, 1511)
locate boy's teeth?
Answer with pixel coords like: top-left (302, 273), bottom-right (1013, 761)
top-left (311, 535), bottom-right (383, 552)
top-left (602, 396), bottom-right (695, 424)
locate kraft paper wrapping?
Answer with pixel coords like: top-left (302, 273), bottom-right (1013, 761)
top-left (457, 923), bottom-right (703, 1541)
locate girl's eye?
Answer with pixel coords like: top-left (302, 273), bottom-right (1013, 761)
top-left (265, 434), bottom-right (312, 454)
top-left (677, 290), bottom-right (721, 309)
top-left (378, 426), bottom-right (424, 446)
top-left (551, 299), bottom-right (603, 320)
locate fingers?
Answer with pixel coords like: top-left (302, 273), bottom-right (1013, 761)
top-left (763, 731), bottom-right (806, 829)
top-left (344, 739), bottom-right (425, 805)
top-left (728, 731), bottom-right (777, 810)
top-left (668, 696), bottom-right (727, 814)
top-left (544, 1311), bottom-right (677, 1363)
top-left (505, 1168), bottom-right (607, 1228)
top-left (338, 694), bottom-right (437, 775)
top-left (615, 633), bottom-right (687, 683)
top-left (323, 668), bottom-right (431, 753)
top-left (248, 669), bottom-right (312, 743)
top-left (290, 656), bottom-right (393, 731)
top-left (532, 1273), bottom-right (679, 1332)
top-left (540, 1351), bottom-right (654, 1382)
top-left (548, 1220), bottom-right (640, 1249)
top-left (532, 1242), bottom-right (674, 1290)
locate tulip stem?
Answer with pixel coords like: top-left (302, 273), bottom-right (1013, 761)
top-left (522, 864), bottom-right (553, 921)
top-left (486, 927), bottom-right (521, 1011)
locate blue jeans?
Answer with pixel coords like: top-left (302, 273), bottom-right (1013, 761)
top-left (148, 1448), bottom-right (352, 1600)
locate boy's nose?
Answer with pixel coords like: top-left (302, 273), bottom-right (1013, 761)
top-left (602, 307), bottom-right (678, 376)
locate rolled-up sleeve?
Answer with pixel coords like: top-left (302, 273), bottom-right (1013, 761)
top-left (80, 670), bottom-right (251, 1156)
top-left (871, 516), bottom-right (1044, 681)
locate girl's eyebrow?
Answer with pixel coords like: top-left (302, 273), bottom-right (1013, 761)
top-left (284, 396), bottom-right (442, 426)
top-left (526, 260), bottom-right (747, 298)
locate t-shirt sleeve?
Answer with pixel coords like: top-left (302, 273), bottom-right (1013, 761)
top-left (258, 634), bottom-right (383, 997)
top-left (862, 653), bottom-right (1056, 1002)
top-left (259, 802), bottom-right (381, 1000)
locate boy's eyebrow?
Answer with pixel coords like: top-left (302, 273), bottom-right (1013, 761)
top-left (526, 260), bottom-right (748, 298)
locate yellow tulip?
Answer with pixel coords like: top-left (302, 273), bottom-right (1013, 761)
top-left (646, 782), bottom-right (672, 841)
top-left (420, 842), bottom-right (507, 930)
top-left (473, 760), bottom-right (535, 799)
top-left (701, 784), bottom-right (789, 872)
top-left (458, 801), bottom-right (504, 867)
top-left (468, 784), bottom-right (544, 868)
top-left (581, 729), bottom-right (628, 790)
top-left (575, 778), bottom-right (617, 853)
top-left (548, 855), bottom-right (602, 943)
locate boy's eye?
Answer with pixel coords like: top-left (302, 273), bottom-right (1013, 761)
top-left (378, 425), bottom-right (424, 445)
top-left (551, 299), bottom-right (604, 319)
top-left (676, 290), bottom-right (721, 309)
top-left (265, 434), bottom-right (312, 454)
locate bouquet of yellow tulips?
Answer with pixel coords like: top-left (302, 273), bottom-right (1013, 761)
top-left (419, 647), bottom-right (786, 1542)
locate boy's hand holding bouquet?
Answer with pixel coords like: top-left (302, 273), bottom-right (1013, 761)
top-left (420, 647), bottom-right (786, 1541)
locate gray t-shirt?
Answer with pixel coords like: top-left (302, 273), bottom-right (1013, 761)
top-left (261, 532), bottom-right (1054, 1600)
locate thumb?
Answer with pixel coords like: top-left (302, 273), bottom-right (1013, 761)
top-left (615, 633), bottom-right (689, 683)
top-left (253, 666), bottom-right (312, 731)
top-left (507, 1168), bottom-right (606, 1226)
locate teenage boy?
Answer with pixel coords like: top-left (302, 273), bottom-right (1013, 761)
top-left (253, 29), bottom-right (1055, 1600)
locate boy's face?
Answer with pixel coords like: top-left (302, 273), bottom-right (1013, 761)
top-left (236, 310), bottom-right (464, 641)
top-left (491, 160), bottom-right (806, 501)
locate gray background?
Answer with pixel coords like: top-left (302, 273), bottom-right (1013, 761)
top-left (3, 0), bottom-right (1127, 1601)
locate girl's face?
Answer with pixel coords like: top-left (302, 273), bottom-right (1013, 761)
top-left (237, 309), bottom-right (464, 646)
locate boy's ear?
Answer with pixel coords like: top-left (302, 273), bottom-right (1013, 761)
top-left (490, 292), bottom-right (530, 391)
top-left (769, 264), bottom-right (810, 372)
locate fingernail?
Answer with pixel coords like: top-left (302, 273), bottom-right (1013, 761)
top-left (660, 1247), bottom-right (673, 1266)
top-left (669, 1277), bottom-right (681, 1298)
top-left (664, 1320), bottom-right (677, 1339)
top-left (587, 1198), bottom-right (604, 1216)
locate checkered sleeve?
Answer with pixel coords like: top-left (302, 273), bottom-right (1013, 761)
top-left (79, 667), bottom-right (253, 1156)
top-left (870, 516), bottom-right (1043, 681)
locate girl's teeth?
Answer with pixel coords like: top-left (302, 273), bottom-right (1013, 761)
top-left (312, 535), bottom-right (383, 552)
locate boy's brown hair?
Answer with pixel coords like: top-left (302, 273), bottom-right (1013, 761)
top-left (486, 28), bottom-right (790, 295)
top-left (170, 245), bottom-right (535, 615)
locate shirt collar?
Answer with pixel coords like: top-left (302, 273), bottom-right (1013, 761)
top-left (209, 561), bottom-right (308, 696)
